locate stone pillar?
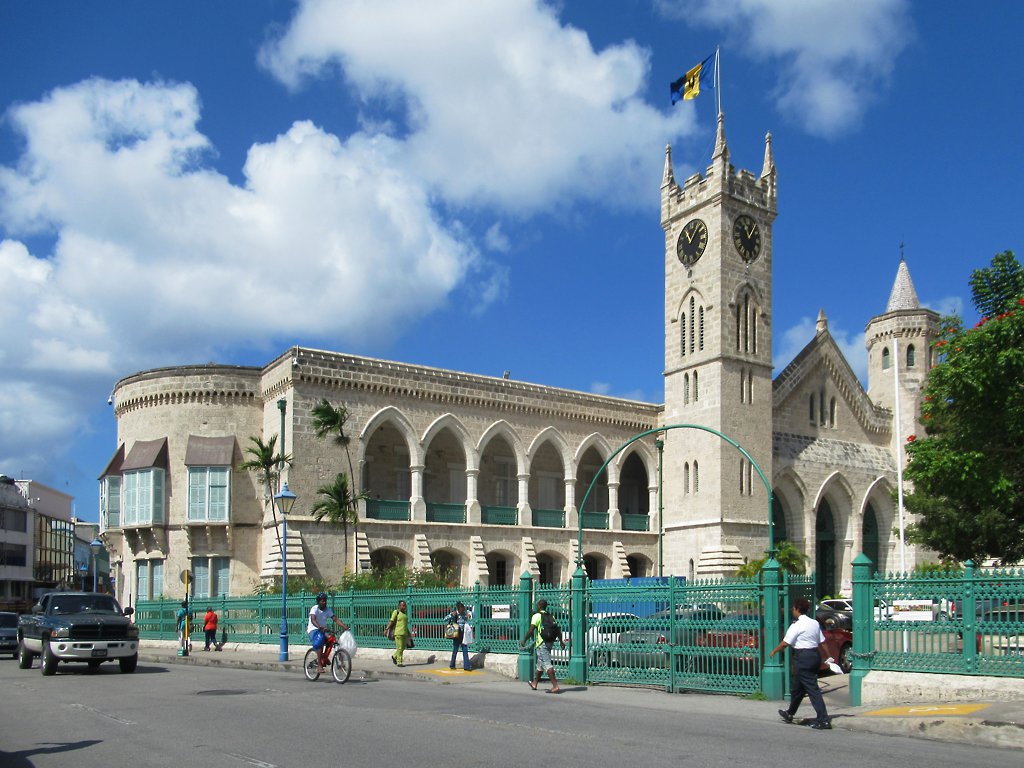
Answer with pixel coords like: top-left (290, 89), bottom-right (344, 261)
top-left (608, 482), bottom-right (621, 530)
top-left (466, 469), bottom-right (481, 524)
top-left (410, 464), bottom-right (426, 521)
top-left (517, 473), bottom-right (531, 527)
top-left (565, 478), bottom-right (578, 532)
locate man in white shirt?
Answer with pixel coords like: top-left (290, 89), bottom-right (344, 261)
top-left (307, 592), bottom-right (349, 672)
top-left (769, 597), bottom-right (832, 729)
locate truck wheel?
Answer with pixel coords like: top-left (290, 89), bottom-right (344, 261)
top-left (87, 660), bottom-right (102, 672)
top-left (119, 653), bottom-right (138, 674)
top-left (17, 639), bottom-right (33, 669)
top-left (41, 639), bottom-right (58, 676)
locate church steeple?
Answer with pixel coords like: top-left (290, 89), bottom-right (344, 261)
top-left (662, 144), bottom-right (675, 189)
top-left (886, 258), bottom-right (921, 312)
top-left (712, 111), bottom-right (729, 162)
top-left (761, 132), bottom-right (775, 179)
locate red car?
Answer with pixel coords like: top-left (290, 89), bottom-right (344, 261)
top-left (693, 612), bottom-right (852, 675)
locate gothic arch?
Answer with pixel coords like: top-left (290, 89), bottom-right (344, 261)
top-left (674, 286), bottom-right (708, 323)
top-left (422, 414), bottom-right (476, 470)
top-left (729, 280), bottom-right (768, 309)
top-left (477, 420), bottom-right (528, 469)
top-left (359, 406), bottom-right (420, 464)
top-left (527, 427), bottom-right (572, 471)
top-left (575, 433), bottom-right (614, 481)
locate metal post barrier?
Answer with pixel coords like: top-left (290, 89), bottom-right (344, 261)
top-left (517, 571), bottom-right (534, 681)
top-left (761, 557), bottom-right (783, 699)
top-left (850, 553), bottom-right (873, 705)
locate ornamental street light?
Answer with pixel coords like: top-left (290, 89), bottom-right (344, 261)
top-left (274, 482), bottom-right (297, 662)
top-left (79, 563), bottom-right (88, 591)
top-left (90, 537), bottom-right (103, 592)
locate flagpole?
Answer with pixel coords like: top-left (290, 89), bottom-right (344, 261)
top-left (715, 46), bottom-right (721, 116)
top-left (893, 338), bottom-right (907, 574)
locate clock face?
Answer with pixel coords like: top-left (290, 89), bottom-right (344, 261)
top-left (676, 218), bottom-right (708, 266)
top-left (732, 214), bottom-right (762, 262)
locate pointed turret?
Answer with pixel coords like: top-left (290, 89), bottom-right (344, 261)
top-left (816, 308), bottom-right (828, 334)
top-left (761, 132), bottom-right (775, 179)
top-left (662, 144), bottom-right (675, 189)
top-left (886, 258), bottom-right (920, 312)
top-left (712, 111), bottom-right (728, 161)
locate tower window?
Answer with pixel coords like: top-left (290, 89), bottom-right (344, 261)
top-left (820, 388), bottom-right (826, 425)
top-left (693, 371), bottom-right (699, 402)
top-left (684, 463), bottom-right (690, 494)
top-left (680, 314), bottom-right (687, 357)
top-left (689, 297), bottom-right (696, 355)
top-left (698, 306), bottom-right (705, 351)
top-left (882, 347), bottom-right (890, 370)
top-left (907, 344), bottom-right (916, 367)
top-left (809, 394), bottom-right (816, 422)
top-left (829, 398), bottom-right (837, 428)
top-left (684, 373), bottom-right (690, 404)
top-left (693, 461), bottom-right (699, 493)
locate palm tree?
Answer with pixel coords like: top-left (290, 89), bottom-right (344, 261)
top-left (310, 399), bottom-right (357, 491)
top-left (737, 540), bottom-right (809, 579)
top-left (310, 473), bottom-right (367, 575)
top-left (240, 435), bottom-right (292, 562)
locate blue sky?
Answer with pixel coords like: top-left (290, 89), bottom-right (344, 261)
top-left (1, 1), bottom-right (1020, 521)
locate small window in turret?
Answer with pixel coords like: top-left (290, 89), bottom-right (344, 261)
top-left (907, 344), bottom-right (916, 367)
top-left (882, 347), bottom-right (891, 370)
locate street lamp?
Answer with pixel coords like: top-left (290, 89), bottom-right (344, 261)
top-left (90, 537), bottom-right (103, 592)
top-left (274, 482), bottom-right (297, 662)
top-left (79, 563), bottom-right (88, 591)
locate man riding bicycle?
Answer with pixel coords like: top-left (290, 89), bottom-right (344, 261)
top-left (307, 592), bottom-right (349, 672)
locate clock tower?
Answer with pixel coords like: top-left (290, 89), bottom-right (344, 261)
top-left (660, 113), bottom-right (777, 577)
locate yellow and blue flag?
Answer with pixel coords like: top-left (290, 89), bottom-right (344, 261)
top-left (671, 54), bottom-right (713, 104)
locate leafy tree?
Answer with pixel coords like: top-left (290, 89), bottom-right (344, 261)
top-left (311, 399), bottom-right (358, 492)
top-left (310, 473), bottom-right (367, 575)
top-left (904, 250), bottom-right (1024, 564)
top-left (240, 434), bottom-right (292, 568)
top-left (736, 540), bottom-right (808, 579)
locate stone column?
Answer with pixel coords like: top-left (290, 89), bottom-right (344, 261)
top-left (608, 482), bottom-right (621, 530)
top-left (466, 468), bottom-right (481, 524)
top-left (410, 464), bottom-right (426, 521)
top-left (517, 473), bottom-right (531, 527)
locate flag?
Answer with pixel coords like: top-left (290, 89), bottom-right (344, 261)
top-left (671, 54), bottom-right (713, 104)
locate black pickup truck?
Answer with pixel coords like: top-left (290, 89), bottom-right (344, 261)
top-left (18, 592), bottom-right (139, 675)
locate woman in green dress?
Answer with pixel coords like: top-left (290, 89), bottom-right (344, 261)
top-left (385, 600), bottom-right (411, 666)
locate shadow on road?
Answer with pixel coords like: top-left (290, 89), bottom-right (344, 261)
top-left (1, 739), bottom-right (102, 767)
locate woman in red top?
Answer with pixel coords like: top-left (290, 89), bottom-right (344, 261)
top-left (203, 607), bottom-right (218, 651)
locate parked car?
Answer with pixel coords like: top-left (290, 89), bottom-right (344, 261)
top-left (815, 606), bottom-right (852, 631)
top-left (693, 611), bottom-right (853, 676)
top-left (978, 603), bottom-right (1024, 656)
top-left (600, 604), bottom-right (725, 669)
top-left (0, 612), bottom-right (18, 658)
top-left (819, 598), bottom-right (853, 613)
top-left (582, 613), bottom-right (639, 662)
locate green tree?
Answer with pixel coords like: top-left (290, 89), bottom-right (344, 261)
top-left (311, 399), bottom-right (357, 490)
top-left (310, 473), bottom-right (366, 575)
top-left (240, 434), bottom-right (292, 564)
top-left (904, 250), bottom-right (1024, 564)
top-left (736, 540), bottom-right (808, 579)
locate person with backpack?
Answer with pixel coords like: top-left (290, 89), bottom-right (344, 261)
top-left (520, 598), bottom-right (565, 693)
top-left (444, 602), bottom-right (472, 671)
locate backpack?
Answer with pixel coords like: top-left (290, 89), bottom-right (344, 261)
top-left (540, 611), bottom-right (560, 643)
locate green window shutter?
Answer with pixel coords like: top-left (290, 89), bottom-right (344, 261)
top-left (152, 559), bottom-right (164, 598)
top-left (212, 556), bottom-right (230, 596)
top-left (137, 560), bottom-right (149, 601)
top-left (152, 469), bottom-right (165, 524)
top-left (188, 468), bottom-right (207, 521)
top-left (137, 471), bottom-right (152, 524)
top-left (192, 558), bottom-right (210, 598)
top-left (108, 476), bottom-right (121, 527)
top-left (123, 473), bottom-right (138, 525)
top-left (209, 467), bottom-right (229, 521)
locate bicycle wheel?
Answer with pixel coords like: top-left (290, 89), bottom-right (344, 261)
top-left (332, 648), bottom-right (351, 683)
top-left (303, 648), bottom-right (321, 681)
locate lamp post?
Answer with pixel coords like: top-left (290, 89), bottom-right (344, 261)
top-left (79, 563), bottom-right (88, 591)
top-left (90, 537), bottom-right (103, 592)
top-left (274, 483), bottom-right (297, 662)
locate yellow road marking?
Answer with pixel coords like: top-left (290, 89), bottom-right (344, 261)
top-left (424, 668), bottom-right (480, 676)
top-left (863, 703), bottom-right (990, 717)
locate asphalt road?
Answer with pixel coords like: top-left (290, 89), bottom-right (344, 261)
top-left (1, 658), bottom-right (1018, 768)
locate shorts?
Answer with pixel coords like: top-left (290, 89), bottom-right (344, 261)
top-left (309, 629), bottom-right (325, 650)
top-left (536, 643), bottom-right (555, 674)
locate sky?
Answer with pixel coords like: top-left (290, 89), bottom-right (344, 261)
top-left (1, 1), bottom-right (1021, 522)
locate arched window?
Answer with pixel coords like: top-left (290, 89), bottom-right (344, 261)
top-left (735, 304), bottom-right (741, 352)
top-left (689, 297), bottom-right (696, 355)
top-left (907, 344), bottom-right (916, 367)
top-left (684, 373), bottom-right (690, 404)
top-left (680, 314), bottom-right (687, 357)
top-left (739, 368), bottom-right (746, 403)
top-left (688, 559), bottom-right (695, 582)
top-left (829, 397), bottom-right (837, 428)
top-left (684, 463), bottom-right (690, 494)
top-left (809, 394), bottom-right (816, 422)
top-left (748, 370), bottom-right (753, 403)
top-left (693, 371), bottom-right (699, 401)
top-left (742, 295), bottom-right (750, 353)
top-left (739, 458), bottom-right (745, 493)
top-left (698, 306), bottom-right (705, 351)
top-left (819, 388), bottom-right (827, 425)
top-left (882, 347), bottom-right (890, 370)
top-left (693, 461), bottom-right (699, 493)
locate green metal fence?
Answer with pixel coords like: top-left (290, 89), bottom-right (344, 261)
top-left (850, 556), bottom-right (1024, 705)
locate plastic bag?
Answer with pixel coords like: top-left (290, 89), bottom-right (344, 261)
top-left (462, 622), bottom-right (475, 646)
top-left (338, 629), bottom-right (358, 658)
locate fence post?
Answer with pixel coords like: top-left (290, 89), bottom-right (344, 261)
top-left (962, 560), bottom-right (977, 673)
top-left (761, 557), bottom-right (784, 700)
top-left (568, 566), bottom-right (588, 684)
top-left (517, 571), bottom-right (534, 681)
top-left (667, 575), bottom-right (678, 693)
top-left (850, 552), bottom-right (873, 706)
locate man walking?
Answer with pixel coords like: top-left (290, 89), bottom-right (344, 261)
top-left (521, 599), bottom-right (565, 694)
top-left (769, 598), bottom-right (833, 729)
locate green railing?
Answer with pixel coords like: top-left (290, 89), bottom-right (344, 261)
top-left (481, 505), bottom-right (517, 525)
top-left (581, 511), bottom-right (609, 530)
top-left (621, 514), bottom-right (650, 531)
top-left (365, 499), bottom-right (410, 521)
top-left (425, 502), bottom-right (466, 523)
top-left (850, 556), bottom-right (1024, 705)
top-left (532, 508), bottom-right (565, 527)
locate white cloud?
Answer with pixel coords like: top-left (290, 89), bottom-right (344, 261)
top-left (260, 0), bottom-right (693, 210)
top-left (658, 0), bottom-right (913, 136)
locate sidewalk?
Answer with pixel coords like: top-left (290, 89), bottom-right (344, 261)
top-left (140, 642), bottom-right (1024, 750)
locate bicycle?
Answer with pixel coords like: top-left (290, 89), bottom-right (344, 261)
top-left (303, 631), bottom-right (352, 683)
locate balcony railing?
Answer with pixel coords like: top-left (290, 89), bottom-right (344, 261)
top-left (532, 508), bottom-right (565, 528)
top-left (481, 505), bottom-right (518, 525)
top-left (581, 511), bottom-right (609, 530)
top-left (365, 499), bottom-right (411, 521)
top-left (621, 514), bottom-right (651, 531)
top-left (426, 502), bottom-right (466, 523)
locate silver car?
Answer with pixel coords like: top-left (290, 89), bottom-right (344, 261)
top-left (0, 612), bottom-right (18, 658)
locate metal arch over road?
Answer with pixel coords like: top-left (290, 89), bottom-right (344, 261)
top-left (574, 423), bottom-right (776, 569)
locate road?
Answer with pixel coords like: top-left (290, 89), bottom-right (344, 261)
top-left (1, 658), bottom-right (1017, 768)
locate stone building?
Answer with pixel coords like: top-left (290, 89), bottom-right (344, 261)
top-left (99, 115), bottom-right (936, 603)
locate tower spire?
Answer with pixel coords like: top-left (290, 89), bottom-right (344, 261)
top-left (886, 257), bottom-right (920, 312)
top-left (662, 144), bottom-right (675, 188)
top-left (761, 132), bottom-right (775, 179)
top-left (713, 111), bottom-right (728, 160)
